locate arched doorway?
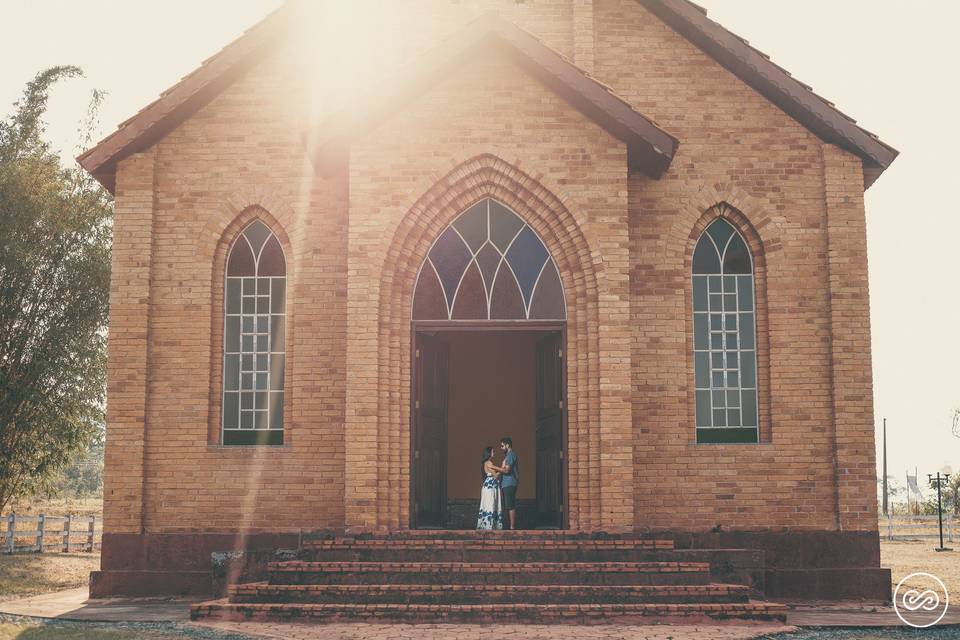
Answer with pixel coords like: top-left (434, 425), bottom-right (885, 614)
top-left (411, 198), bottom-right (567, 529)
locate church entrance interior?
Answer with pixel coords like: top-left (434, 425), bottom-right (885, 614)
top-left (412, 326), bottom-right (566, 530)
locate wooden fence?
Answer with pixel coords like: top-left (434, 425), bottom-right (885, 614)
top-left (0, 513), bottom-right (101, 554)
top-left (882, 514), bottom-right (958, 542)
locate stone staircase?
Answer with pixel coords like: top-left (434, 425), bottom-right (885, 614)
top-left (191, 531), bottom-right (787, 624)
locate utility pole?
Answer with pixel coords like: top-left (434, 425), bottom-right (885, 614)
top-left (882, 418), bottom-right (888, 516)
top-left (927, 472), bottom-right (953, 552)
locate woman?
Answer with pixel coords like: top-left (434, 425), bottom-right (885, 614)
top-left (476, 446), bottom-right (504, 530)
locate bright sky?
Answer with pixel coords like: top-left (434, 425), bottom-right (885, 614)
top-left (2, 1), bottom-right (956, 496)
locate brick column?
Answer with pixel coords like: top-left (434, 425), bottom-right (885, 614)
top-left (572, 0), bottom-right (595, 73)
top-left (823, 144), bottom-right (879, 531)
top-left (343, 158), bottom-right (381, 531)
top-left (102, 151), bottom-right (156, 535)
top-left (596, 205), bottom-right (635, 531)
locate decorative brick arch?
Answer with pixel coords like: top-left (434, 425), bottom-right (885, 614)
top-left (684, 201), bottom-right (773, 444)
top-left (358, 154), bottom-right (606, 530)
top-left (207, 205), bottom-right (294, 446)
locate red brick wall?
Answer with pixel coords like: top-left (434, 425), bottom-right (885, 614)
top-left (100, 0), bottom-right (879, 539)
top-left (105, 48), bottom-right (350, 534)
top-left (593, 0), bottom-right (876, 531)
top-left (344, 50), bottom-right (633, 531)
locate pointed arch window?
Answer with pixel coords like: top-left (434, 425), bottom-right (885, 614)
top-left (692, 217), bottom-right (758, 444)
top-left (222, 220), bottom-right (286, 445)
top-left (412, 199), bottom-right (566, 320)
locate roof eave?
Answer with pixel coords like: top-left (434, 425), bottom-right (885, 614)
top-left (308, 14), bottom-right (679, 179)
top-left (76, 4), bottom-right (294, 194)
top-left (638, 0), bottom-right (899, 188)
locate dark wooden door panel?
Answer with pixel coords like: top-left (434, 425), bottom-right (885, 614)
top-left (414, 333), bottom-right (449, 528)
top-left (535, 332), bottom-right (563, 528)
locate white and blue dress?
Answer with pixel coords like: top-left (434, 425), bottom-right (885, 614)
top-left (476, 473), bottom-right (504, 530)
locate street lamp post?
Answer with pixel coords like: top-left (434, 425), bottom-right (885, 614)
top-left (927, 472), bottom-right (953, 552)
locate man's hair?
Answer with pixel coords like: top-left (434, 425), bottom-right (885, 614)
top-left (500, 437), bottom-right (512, 448)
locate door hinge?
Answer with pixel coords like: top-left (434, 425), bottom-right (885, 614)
top-left (415, 399), bottom-right (420, 409)
top-left (414, 450), bottom-right (420, 460)
top-left (415, 349), bottom-right (420, 359)
top-left (558, 348), bottom-right (563, 358)
top-left (559, 503), bottom-right (565, 512)
top-left (558, 400), bottom-right (563, 409)
top-left (559, 450), bottom-right (564, 460)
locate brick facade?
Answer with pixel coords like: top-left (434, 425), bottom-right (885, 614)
top-left (90, 0), bottom-right (888, 596)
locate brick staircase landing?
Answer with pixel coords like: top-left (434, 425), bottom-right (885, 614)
top-left (191, 531), bottom-right (787, 625)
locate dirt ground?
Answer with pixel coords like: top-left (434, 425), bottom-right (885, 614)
top-left (880, 539), bottom-right (958, 596)
top-left (0, 554), bottom-right (99, 601)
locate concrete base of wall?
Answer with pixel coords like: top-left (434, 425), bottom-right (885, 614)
top-left (91, 532), bottom-right (304, 598)
top-left (665, 529), bottom-right (890, 601)
top-left (91, 529), bottom-right (890, 602)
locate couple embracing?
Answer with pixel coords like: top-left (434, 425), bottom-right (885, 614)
top-left (477, 437), bottom-right (519, 530)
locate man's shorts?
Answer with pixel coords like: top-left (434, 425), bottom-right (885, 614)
top-left (501, 485), bottom-right (517, 510)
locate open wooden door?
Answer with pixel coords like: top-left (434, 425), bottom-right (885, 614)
top-left (535, 332), bottom-right (564, 528)
top-left (413, 333), bottom-right (449, 528)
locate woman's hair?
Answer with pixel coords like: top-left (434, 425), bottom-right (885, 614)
top-left (481, 446), bottom-right (494, 480)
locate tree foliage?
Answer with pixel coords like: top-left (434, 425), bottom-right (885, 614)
top-left (0, 67), bottom-right (112, 513)
top-left (922, 473), bottom-right (960, 517)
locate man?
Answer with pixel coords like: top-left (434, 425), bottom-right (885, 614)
top-left (498, 437), bottom-right (519, 530)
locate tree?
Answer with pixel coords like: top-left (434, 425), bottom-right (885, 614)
top-left (48, 439), bottom-right (104, 499)
top-left (0, 67), bottom-right (112, 513)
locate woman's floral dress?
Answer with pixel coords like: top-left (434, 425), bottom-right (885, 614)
top-left (476, 473), bottom-right (504, 530)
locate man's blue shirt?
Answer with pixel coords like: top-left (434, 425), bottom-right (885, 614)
top-left (501, 450), bottom-right (518, 488)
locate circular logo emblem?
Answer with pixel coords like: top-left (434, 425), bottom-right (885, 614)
top-left (894, 572), bottom-right (949, 628)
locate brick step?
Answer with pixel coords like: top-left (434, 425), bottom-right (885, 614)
top-left (304, 530), bottom-right (670, 542)
top-left (229, 582), bottom-right (752, 605)
top-left (191, 600), bottom-right (788, 624)
top-left (305, 538), bottom-right (674, 550)
top-left (269, 561), bottom-right (712, 586)
top-left (300, 538), bottom-right (675, 563)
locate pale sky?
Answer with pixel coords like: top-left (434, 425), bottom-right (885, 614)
top-left (3, 1), bottom-right (956, 497)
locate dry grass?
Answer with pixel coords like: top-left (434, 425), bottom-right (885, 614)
top-left (0, 623), bottom-right (143, 640)
top-left (0, 553), bottom-right (99, 601)
top-left (0, 622), bottom-right (239, 640)
top-left (881, 539), bottom-right (959, 596)
top-left (6, 498), bottom-right (102, 520)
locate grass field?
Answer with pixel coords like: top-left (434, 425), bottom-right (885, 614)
top-left (6, 498), bottom-right (102, 520)
top-left (0, 622), bottom-right (176, 640)
top-left (0, 619), bottom-right (256, 640)
top-left (880, 539), bottom-right (958, 597)
top-left (0, 554), bottom-right (99, 601)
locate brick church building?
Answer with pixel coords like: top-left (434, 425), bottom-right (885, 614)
top-left (80, 0), bottom-right (898, 610)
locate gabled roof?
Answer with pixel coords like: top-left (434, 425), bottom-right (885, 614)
top-left (78, 0), bottom-right (897, 193)
top-left (639, 0), bottom-right (898, 187)
top-left (76, 4), bottom-right (296, 193)
top-left (306, 13), bottom-right (679, 178)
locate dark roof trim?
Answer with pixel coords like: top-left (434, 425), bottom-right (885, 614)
top-left (78, 1), bottom-right (898, 192)
top-left (307, 13), bottom-right (679, 179)
top-left (76, 5), bottom-right (294, 193)
top-left (639, 0), bottom-right (898, 188)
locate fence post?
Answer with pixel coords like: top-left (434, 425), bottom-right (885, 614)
top-left (63, 515), bottom-right (71, 553)
top-left (887, 514), bottom-right (893, 541)
top-left (36, 514), bottom-right (44, 552)
top-left (5, 514), bottom-right (13, 554)
top-left (87, 516), bottom-right (95, 552)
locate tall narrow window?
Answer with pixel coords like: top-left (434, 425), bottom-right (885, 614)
top-left (692, 218), bottom-right (758, 444)
top-left (222, 220), bottom-right (286, 445)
